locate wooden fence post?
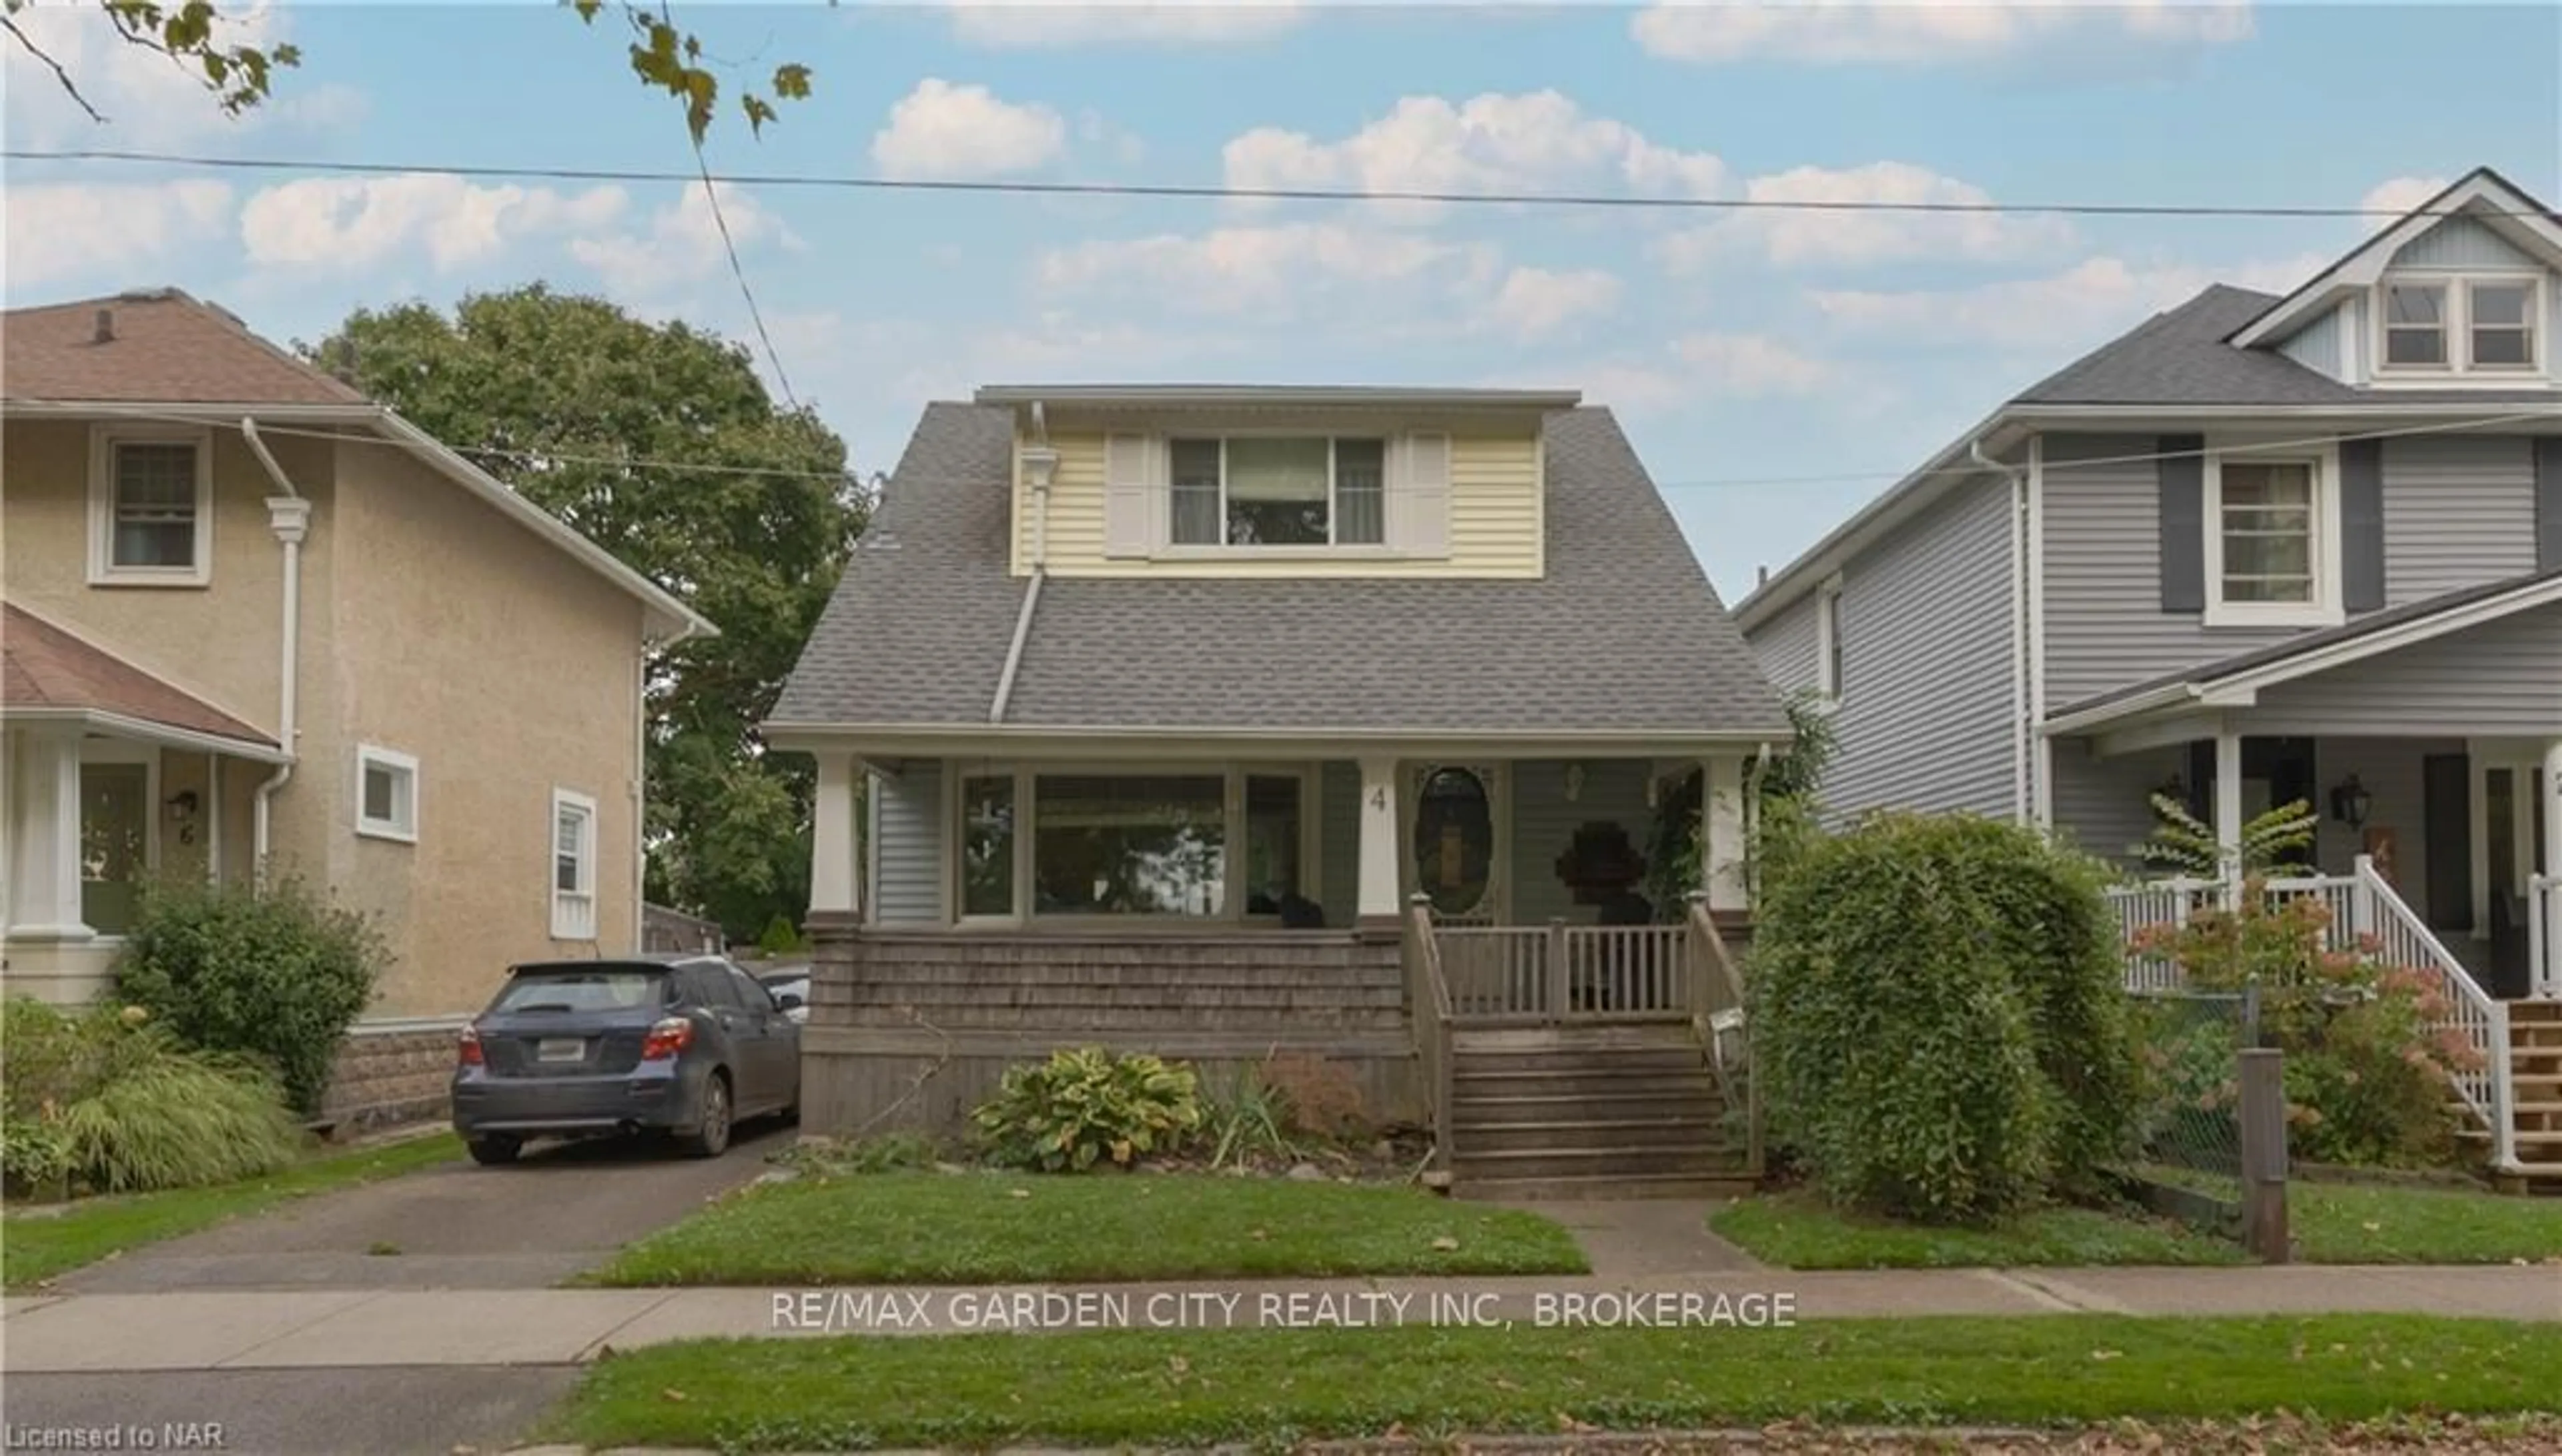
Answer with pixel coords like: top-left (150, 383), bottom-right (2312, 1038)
top-left (2238, 1046), bottom-right (2289, 1263)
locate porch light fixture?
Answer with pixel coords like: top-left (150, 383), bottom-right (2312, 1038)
top-left (1564, 764), bottom-right (1585, 803)
top-left (163, 789), bottom-right (198, 823)
top-left (2328, 774), bottom-right (2373, 830)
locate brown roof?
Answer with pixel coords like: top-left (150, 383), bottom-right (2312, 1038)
top-left (1, 604), bottom-right (277, 746)
top-left (2, 289), bottom-right (369, 407)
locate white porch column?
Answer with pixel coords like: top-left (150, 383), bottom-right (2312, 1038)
top-left (2542, 740), bottom-right (2562, 994)
top-left (1356, 755), bottom-right (1401, 932)
top-left (1702, 754), bottom-right (1749, 912)
top-left (807, 751), bottom-right (863, 922)
top-left (2214, 728), bottom-right (2244, 906)
top-left (6, 726), bottom-right (91, 940)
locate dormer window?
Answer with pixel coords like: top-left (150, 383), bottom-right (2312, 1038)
top-left (1168, 436), bottom-right (1387, 548)
top-left (2376, 273), bottom-right (2543, 377)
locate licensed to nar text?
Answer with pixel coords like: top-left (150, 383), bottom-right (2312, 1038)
top-left (4, 1425), bottom-right (225, 1452)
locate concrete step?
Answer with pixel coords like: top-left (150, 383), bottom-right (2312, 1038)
top-left (1452, 1117), bottom-right (1726, 1156)
top-left (1457, 1171), bottom-right (1755, 1201)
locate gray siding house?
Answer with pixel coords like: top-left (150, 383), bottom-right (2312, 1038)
top-left (1735, 167), bottom-right (2561, 1004)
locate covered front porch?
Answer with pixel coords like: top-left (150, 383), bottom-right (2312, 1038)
top-left (791, 736), bottom-right (1763, 1141)
top-left (1, 606), bottom-right (285, 1004)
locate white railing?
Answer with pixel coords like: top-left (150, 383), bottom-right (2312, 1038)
top-left (2354, 858), bottom-right (2513, 1171)
top-left (2533, 874), bottom-right (2560, 1001)
top-left (2107, 859), bottom-right (2517, 1173)
top-left (2107, 876), bottom-right (2219, 993)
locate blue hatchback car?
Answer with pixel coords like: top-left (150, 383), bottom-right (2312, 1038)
top-left (450, 954), bottom-right (800, 1165)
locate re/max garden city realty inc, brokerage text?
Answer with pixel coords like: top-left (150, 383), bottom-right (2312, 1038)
top-left (773, 1287), bottom-right (1803, 1332)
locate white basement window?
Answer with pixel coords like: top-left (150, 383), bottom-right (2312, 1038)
top-left (88, 425), bottom-right (214, 586)
top-left (2377, 274), bottom-right (2543, 376)
top-left (551, 788), bottom-right (599, 940)
top-left (2203, 448), bottom-right (2342, 628)
top-left (354, 745), bottom-right (419, 842)
top-left (1167, 436), bottom-right (1388, 548)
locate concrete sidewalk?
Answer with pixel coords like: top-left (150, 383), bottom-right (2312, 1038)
top-left (4, 1265), bottom-right (2555, 1374)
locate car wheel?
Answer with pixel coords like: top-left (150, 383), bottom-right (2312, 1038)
top-left (680, 1072), bottom-right (732, 1158)
top-left (466, 1135), bottom-right (522, 1167)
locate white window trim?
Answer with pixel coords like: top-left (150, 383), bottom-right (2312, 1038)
top-left (550, 787), bottom-right (600, 941)
top-left (944, 761), bottom-right (1322, 927)
top-left (353, 744), bottom-right (420, 844)
top-left (1813, 574), bottom-right (1845, 710)
top-left (1155, 431), bottom-right (1396, 556)
top-left (2371, 270), bottom-right (2546, 384)
top-left (87, 424), bottom-right (215, 587)
top-left (2202, 442), bottom-right (2344, 630)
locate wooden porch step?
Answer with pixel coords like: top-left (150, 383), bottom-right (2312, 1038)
top-left (2509, 1025), bottom-right (2562, 1049)
top-left (1453, 1090), bottom-right (1723, 1122)
top-left (1454, 1070), bottom-right (1720, 1101)
top-left (1453, 1118), bottom-right (1726, 1156)
top-left (1453, 1145), bottom-right (1746, 1182)
top-left (2505, 1000), bottom-right (2562, 1024)
top-left (1452, 1046), bottom-right (1705, 1074)
top-left (1458, 1172), bottom-right (1756, 1202)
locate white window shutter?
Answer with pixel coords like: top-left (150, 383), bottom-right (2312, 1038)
top-left (1392, 432), bottom-right (1452, 557)
top-left (1104, 433), bottom-right (1152, 558)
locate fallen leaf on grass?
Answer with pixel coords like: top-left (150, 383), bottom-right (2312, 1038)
top-left (1430, 1236), bottom-right (1460, 1251)
top-left (661, 1388), bottom-right (688, 1403)
top-left (1009, 1188), bottom-right (1031, 1199)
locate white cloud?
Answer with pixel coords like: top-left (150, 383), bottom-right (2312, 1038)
top-left (870, 79), bottom-right (1068, 181)
top-left (1035, 222), bottom-right (1501, 317)
top-left (5, 181), bottom-right (234, 289)
top-left (1631, 1), bottom-right (2254, 67)
top-left (567, 183), bottom-right (797, 296)
top-left (1810, 251), bottom-right (2328, 349)
top-left (1657, 160), bottom-right (2077, 271)
top-left (1222, 91), bottom-right (1725, 221)
top-left (3, 4), bottom-right (362, 147)
top-left (942, 1), bottom-right (1305, 49)
top-left (1562, 331), bottom-right (1839, 417)
top-left (239, 174), bottom-right (626, 275)
top-left (1489, 267), bottom-right (1622, 339)
top-left (2361, 175), bottom-right (2450, 225)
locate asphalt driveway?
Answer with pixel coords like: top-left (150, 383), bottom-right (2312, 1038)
top-left (56, 1120), bottom-right (793, 1294)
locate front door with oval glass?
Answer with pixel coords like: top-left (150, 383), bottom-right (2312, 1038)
top-left (1408, 764), bottom-right (1504, 923)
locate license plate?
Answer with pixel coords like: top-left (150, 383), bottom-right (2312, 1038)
top-left (536, 1038), bottom-right (586, 1064)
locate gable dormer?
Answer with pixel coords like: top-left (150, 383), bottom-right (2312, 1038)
top-left (2234, 168), bottom-right (2562, 389)
top-left (975, 386), bottom-right (1577, 582)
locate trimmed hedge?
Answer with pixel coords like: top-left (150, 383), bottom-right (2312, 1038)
top-left (1751, 814), bottom-right (2134, 1224)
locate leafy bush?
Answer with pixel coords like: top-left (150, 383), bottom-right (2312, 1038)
top-left (1200, 1064), bottom-right (1298, 1171)
top-left (1257, 1052), bottom-right (1370, 1139)
top-left (1, 999), bottom-right (303, 1196)
top-left (970, 1047), bottom-right (1204, 1173)
top-left (113, 878), bottom-right (387, 1117)
top-left (2138, 794), bottom-right (2316, 879)
top-left (1645, 692), bottom-right (1836, 918)
top-left (1752, 815), bottom-right (2063, 1223)
top-left (2134, 888), bottom-right (2470, 1167)
top-left (755, 914), bottom-right (807, 957)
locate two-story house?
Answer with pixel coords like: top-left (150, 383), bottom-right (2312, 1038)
top-left (767, 386), bottom-right (1787, 1194)
top-left (1735, 168), bottom-right (2562, 1177)
top-left (1, 289), bottom-right (713, 1121)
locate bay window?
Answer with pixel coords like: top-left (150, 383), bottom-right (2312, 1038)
top-left (1167, 436), bottom-right (1386, 548)
top-left (952, 766), bottom-right (1316, 922)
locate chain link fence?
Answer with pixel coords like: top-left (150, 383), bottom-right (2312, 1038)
top-left (2124, 986), bottom-right (2262, 1237)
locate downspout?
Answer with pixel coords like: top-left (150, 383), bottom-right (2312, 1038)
top-left (1971, 435), bottom-right (2031, 828)
top-left (242, 419), bottom-right (310, 890)
top-left (989, 402), bottom-right (1054, 725)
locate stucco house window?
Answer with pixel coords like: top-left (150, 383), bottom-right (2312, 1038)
top-left (551, 788), bottom-right (599, 940)
top-left (88, 425), bottom-right (214, 586)
top-left (354, 745), bottom-right (419, 842)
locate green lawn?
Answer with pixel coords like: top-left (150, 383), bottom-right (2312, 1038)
top-left (1711, 1178), bottom-right (2562, 1269)
top-left (582, 1170), bottom-right (1589, 1286)
top-left (542, 1315), bottom-right (2561, 1451)
top-left (3, 1131), bottom-right (462, 1289)
top-left (1709, 1190), bottom-right (2245, 1269)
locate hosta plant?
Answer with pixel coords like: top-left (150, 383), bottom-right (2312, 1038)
top-left (970, 1047), bottom-right (1204, 1173)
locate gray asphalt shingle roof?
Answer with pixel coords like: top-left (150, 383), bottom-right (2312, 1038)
top-left (773, 403), bottom-right (1789, 738)
top-left (2014, 284), bottom-right (2562, 408)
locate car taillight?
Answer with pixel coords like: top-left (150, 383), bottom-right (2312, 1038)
top-left (641, 1016), bottom-right (694, 1060)
top-left (456, 1026), bottom-right (484, 1066)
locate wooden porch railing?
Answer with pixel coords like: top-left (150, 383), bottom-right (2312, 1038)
top-left (1403, 895), bottom-right (1456, 1175)
top-left (1430, 919), bottom-right (1691, 1020)
top-left (1684, 890), bottom-right (1762, 1179)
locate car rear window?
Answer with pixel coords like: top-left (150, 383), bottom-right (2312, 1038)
top-left (491, 968), bottom-right (667, 1014)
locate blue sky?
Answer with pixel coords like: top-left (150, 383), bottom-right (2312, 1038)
top-left (7, 3), bottom-right (2558, 594)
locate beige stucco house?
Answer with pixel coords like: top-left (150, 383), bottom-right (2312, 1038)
top-left (1, 289), bottom-right (715, 1054)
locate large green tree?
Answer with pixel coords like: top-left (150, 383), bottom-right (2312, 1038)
top-left (308, 286), bottom-right (865, 939)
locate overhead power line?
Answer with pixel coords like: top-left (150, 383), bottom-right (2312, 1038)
top-left (7, 146), bottom-right (2546, 220)
top-left (65, 404), bottom-right (2555, 497)
top-left (688, 139), bottom-right (801, 412)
